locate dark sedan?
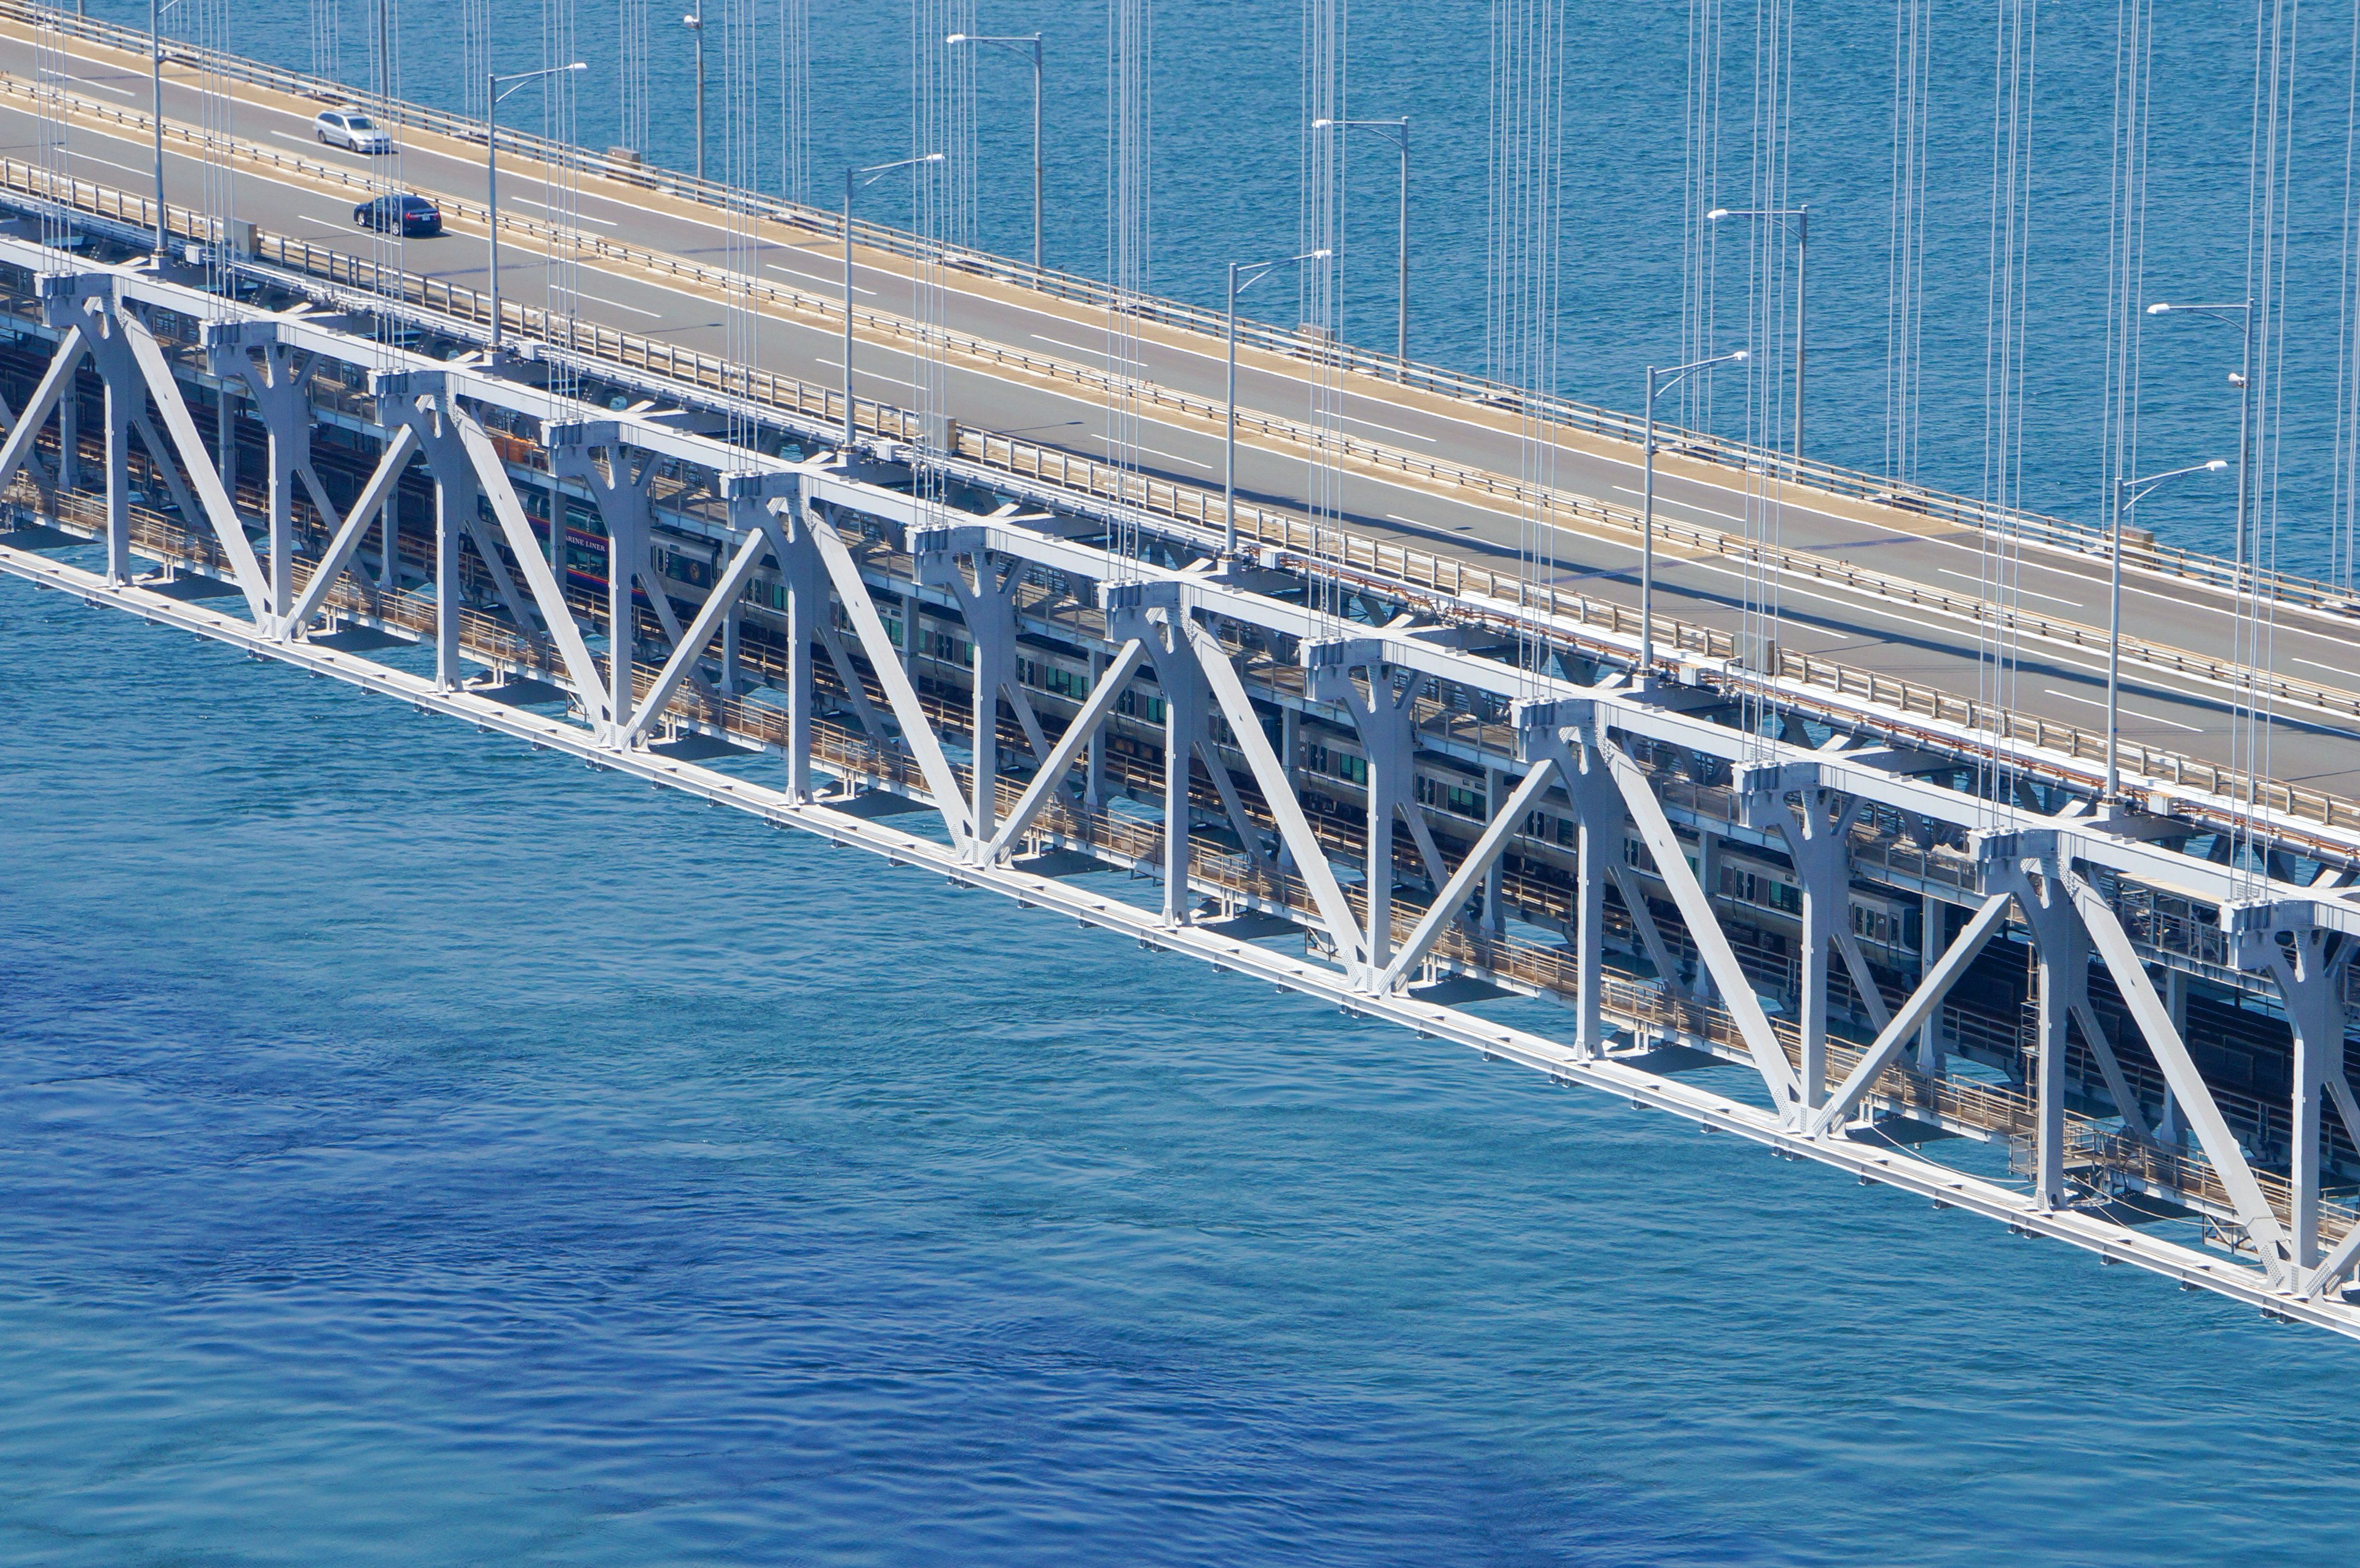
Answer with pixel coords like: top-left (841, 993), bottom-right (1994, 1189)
top-left (352, 194), bottom-right (442, 237)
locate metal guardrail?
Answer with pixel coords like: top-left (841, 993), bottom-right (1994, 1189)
top-left (9, 0), bottom-right (2353, 618)
top-left (10, 153), bottom-right (2360, 862)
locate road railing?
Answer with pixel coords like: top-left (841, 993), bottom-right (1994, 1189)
top-left (5, 0), bottom-right (2350, 617)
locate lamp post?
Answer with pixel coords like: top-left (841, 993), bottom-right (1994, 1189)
top-left (843, 152), bottom-right (945, 450)
top-left (1310, 116), bottom-right (1410, 364)
top-left (2145, 299), bottom-right (2254, 576)
top-left (946, 33), bottom-right (1044, 272)
top-left (1640, 349), bottom-right (1747, 671)
top-left (1708, 204), bottom-right (1810, 466)
top-left (1224, 247), bottom-right (1329, 555)
top-left (149, 0), bottom-right (184, 255)
top-left (2105, 458), bottom-right (2228, 796)
top-left (681, 2), bottom-right (704, 184)
top-left (486, 61), bottom-right (587, 352)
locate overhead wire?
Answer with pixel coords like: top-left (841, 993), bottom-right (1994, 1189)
top-left (1303, 0), bottom-right (1348, 623)
top-left (1977, 0), bottom-right (2040, 828)
top-left (1489, 0), bottom-right (1564, 688)
top-left (1886, 0), bottom-right (1931, 486)
top-left (1104, 0), bottom-right (1152, 578)
top-left (781, 0), bottom-right (810, 206)
top-left (2233, 0), bottom-right (2302, 895)
top-left (1681, 0), bottom-right (1722, 433)
top-left (1736, 0), bottom-right (1795, 760)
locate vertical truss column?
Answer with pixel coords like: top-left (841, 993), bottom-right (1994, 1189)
top-left (1747, 778), bottom-right (1866, 1112)
top-left (1103, 592), bottom-right (1214, 926)
top-left (206, 338), bottom-right (315, 632)
top-left (782, 521), bottom-right (825, 802)
top-left (915, 541), bottom-right (1031, 861)
top-left (2246, 912), bottom-right (2354, 1271)
top-left (2018, 874), bottom-right (2079, 1210)
top-left (428, 411), bottom-right (473, 691)
top-left (101, 361), bottom-right (130, 584)
top-left (58, 368), bottom-right (79, 493)
top-left (1567, 742), bottom-right (1621, 1060)
top-left (1307, 640), bottom-right (1422, 976)
top-left (1084, 646), bottom-right (1108, 809)
top-left (1918, 890), bottom-right (1951, 1073)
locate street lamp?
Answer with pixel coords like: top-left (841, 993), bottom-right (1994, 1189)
top-left (946, 33), bottom-right (1044, 272)
top-left (1223, 247), bottom-right (1329, 555)
top-left (2105, 458), bottom-right (2228, 796)
top-left (1310, 116), bottom-right (1410, 364)
top-left (843, 152), bottom-right (945, 450)
top-left (149, 0), bottom-right (184, 255)
top-left (2146, 299), bottom-right (2254, 576)
top-left (1640, 349), bottom-right (1747, 670)
top-left (681, 2), bottom-right (704, 184)
top-left (1709, 204), bottom-right (1811, 466)
top-left (486, 61), bottom-right (587, 352)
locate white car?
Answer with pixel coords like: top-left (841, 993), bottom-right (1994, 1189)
top-left (313, 108), bottom-right (393, 154)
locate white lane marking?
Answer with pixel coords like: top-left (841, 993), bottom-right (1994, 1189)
top-left (2042, 688), bottom-right (2203, 732)
top-left (1032, 331), bottom-right (1105, 356)
top-left (301, 212), bottom-right (362, 231)
top-left (1677, 561), bottom-right (1855, 639)
top-left (505, 193), bottom-right (618, 227)
top-left (1610, 484), bottom-right (1747, 524)
top-left (270, 128), bottom-right (359, 155)
top-left (1334, 408), bottom-right (1438, 445)
top-left (566, 287), bottom-right (662, 318)
top-left (2296, 657), bottom-right (2360, 681)
top-left (1090, 436), bottom-right (1212, 471)
top-left (1936, 566), bottom-right (2082, 608)
top-left (816, 356), bottom-right (919, 390)
top-left (57, 71), bottom-right (137, 100)
top-left (70, 149), bottom-right (155, 180)
top-left (769, 262), bottom-right (875, 296)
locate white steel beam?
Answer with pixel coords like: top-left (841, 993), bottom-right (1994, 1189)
top-left (1379, 756), bottom-right (1562, 992)
top-left (1603, 737), bottom-right (1804, 1115)
top-left (282, 423), bottom-right (421, 634)
top-left (806, 511), bottom-right (974, 842)
top-left (623, 518), bottom-right (786, 746)
top-left (1810, 891), bottom-right (2013, 1137)
top-left (982, 638), bottom-right (1147, 862)
top-left (116, 315), bottom-right (270, 622)
top-left (446, 404), bottom-right (613, 725)
top-left (2065, 872), bottom-right (2297, 1280)
top-left (0, 326), bottom-right (81, 493)
top-left (1182, 617), bottom-right (1368, 973)
top-left (2068, 995), bottom-right (2157, 1143)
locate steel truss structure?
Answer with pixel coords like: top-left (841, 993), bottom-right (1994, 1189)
top-left (8, 235), bottom-right (2360, 1338)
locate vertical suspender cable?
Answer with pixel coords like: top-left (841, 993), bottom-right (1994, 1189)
top-left (1489, 0), bottom-right (1563, 688)
top-left (1104, 0), bottom-right (1151, 578)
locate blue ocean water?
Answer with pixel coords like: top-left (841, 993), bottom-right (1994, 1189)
top-left (13, 566), bottom-right (2360, 1563)
top-left (15, 3), bottom-right (2360, 1561)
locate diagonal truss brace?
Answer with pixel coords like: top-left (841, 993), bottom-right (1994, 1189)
top-left (806, 510), bottom-right (974, 842)
top-left (1810, 891), bottom-right (2014, 1137)
top-left (1182, 617), bottom-right (1368, 974)
top-left (116, 315), bottom-right (271, 623)
top-left (0, 327), bottom-right (82, 494)
top-left (983, 638), bottom-right (1148, 863)
top-left (2064, 872), bottom-right (2296, 1282)
top-left (282, 423), bottom-right (420, 635)
top-left (1603, 737), bottom-right (1803, 1116)
top-left (1378, 755), bottom-right (1562, 992)
top-left (439, 402), bottom-right (613, 726)
top-left (621, 509), bottom-right (789, 747)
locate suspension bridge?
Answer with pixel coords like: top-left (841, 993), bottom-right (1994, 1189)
top-left (8, 0), bottom-right (2360, 1338)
